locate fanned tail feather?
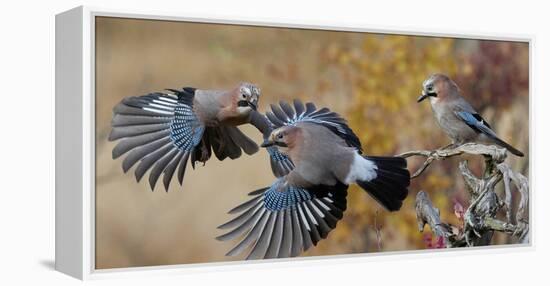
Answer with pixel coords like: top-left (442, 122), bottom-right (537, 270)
top-left (356, 156), bottom-right (410, 211)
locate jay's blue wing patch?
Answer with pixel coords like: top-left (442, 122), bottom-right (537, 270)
top-left (170, 104), bottom-right (204, 151)
top-left (456, 111), bottom-right (497, 139)
top-left (455, 111), bottom-right (524, 157)
top-left (263, 180), bottom-right (313, 211)
top-left (248, 111), bottom-right (295, 177)
top-left (109, 88), bottom-right (204, 191)
top-left (266, 146), bottom-right (294, 177)
top-left (216, 178), bottom-right (348, 259)
top-left (268, 100), bottom-right (362, 152)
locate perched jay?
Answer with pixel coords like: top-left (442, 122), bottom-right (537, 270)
top-left (109, 82), bottom-right (282, 190)
top-left (417, 74), bottom-right (524, 157)
top-left (217, 100), bottom-right (410, 259)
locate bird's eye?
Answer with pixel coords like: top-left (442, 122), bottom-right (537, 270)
top-left (277, 133), bottom-right (284, 139)
top-left (241, 93), bottom-right (246, 99)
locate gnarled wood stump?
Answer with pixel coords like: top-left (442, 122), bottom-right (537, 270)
top-left (400, 143), bottom-right (529, 247)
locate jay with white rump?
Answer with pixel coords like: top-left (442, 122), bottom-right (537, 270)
top-left (417, 74), bottom-right (524, 157)
top-left (217, 100), bottom-right (410, 259)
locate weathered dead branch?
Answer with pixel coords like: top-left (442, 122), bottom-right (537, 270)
top-left (404, 143), bottom-right (529, 247)
top-left (399, 143), bottom-right (507, 179)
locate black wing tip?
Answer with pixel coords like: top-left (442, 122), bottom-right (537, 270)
top-left (505, 145), bottom-right (524, 157)
top-left (164, 88), bottom-right (180, 94)
top-left (248, 188), bottom-right (269, 196)
top-left (273, 100), bottom-right (362, 151)
top-left (107, 130), bottom-right (117, 142)
top-left (182, 87), bottom-right (197, 95)
top-left (112, 149), bottom-right (121, 160)
top-left (134, 172), bottom-right (142, 183)
top-left (148, 178), bottom-right (157, 192)
top-left (164, 87), bottom-right (196, 102)
top-left (495, 138), bottom-right (525, 157)
top-left (163, 181), bottom-right (171, 192)
top-left (214, 235), bottom-right (226, 241)
top-left (513, 150), bottom-right (525, 157)
top-left (216, 222), bottom-right (232, 231)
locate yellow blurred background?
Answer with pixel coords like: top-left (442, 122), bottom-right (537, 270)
top-left (95, 17), bottom-right (529, 269)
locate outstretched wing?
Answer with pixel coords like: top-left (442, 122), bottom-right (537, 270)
top-left (267, 100), bottom-right (362, 152)
top-left (216, 178), bottom-right (348, 259)
top-left (109, 88), bottom-right (204, 191)
top-left (248, 111), bottom-right (295, 177)
top-left (249, 100), bottom-right (362, 178)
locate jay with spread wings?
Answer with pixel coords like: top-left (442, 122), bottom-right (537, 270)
top-left (216, 100), bottom-right (411, 259)
top-left (109, 85), bottom-right (410, 260)
top-left (108, 82), bottom-right (292, 190)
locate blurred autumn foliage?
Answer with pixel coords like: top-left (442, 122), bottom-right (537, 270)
top-left (304, 36), bottom-right (529, 255)
top-left (95, 17), bottom-right (529, 268)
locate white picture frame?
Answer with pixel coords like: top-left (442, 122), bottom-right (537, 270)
top-left (55, 6), bottom-right (533, 280)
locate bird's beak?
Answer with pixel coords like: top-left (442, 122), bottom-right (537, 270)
top-left (248, 101), bottom-right (258, 111)
top-left (417, 90), bottom-right (429, 102)
top-left (261, 138), bottom-right (274, 148)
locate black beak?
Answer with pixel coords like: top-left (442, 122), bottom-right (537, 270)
top-left (248, 101), bottom-right (258, 111)
top-left (261, 139), bottom-right (274, 148)
top-left (417, 93), bottom-right (429, 102)
top-left (416, 90), bottom-right (429, 102)
top-left (417, 91), bottom-right (436, 102)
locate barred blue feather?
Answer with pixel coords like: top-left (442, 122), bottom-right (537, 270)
top-left (263, 180), bottom-right (313, 211)
top-left (456, 111), bottom-right (495, 137)
top-left (266, 146), bottom-right (289, 162)
top-left (110, 86), bottom-right (263, 190)
top-left (109, 87), bottom-right (206, 191)
top-left (217, 179), bottom-right (348, 259)
top-left (266, 145), bottom-right (294, 177)
top-left (170, 104), bottom-right (204, 151)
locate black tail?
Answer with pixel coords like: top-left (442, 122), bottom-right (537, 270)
top-left (492, 137), bottom-right (524, 157)
top-left (356, 156), bottom-right (410, 211)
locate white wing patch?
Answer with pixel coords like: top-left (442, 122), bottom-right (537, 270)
top-left (344, 153), bottom-right (378, 184)
top-left (142, 107), bottom-right (173, 115)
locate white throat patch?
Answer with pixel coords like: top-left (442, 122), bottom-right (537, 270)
top-left (236, 105), bottom-right (252, 114)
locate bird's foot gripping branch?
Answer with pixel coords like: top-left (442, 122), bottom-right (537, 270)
top-left (400, 143), bottom-right (529, 247)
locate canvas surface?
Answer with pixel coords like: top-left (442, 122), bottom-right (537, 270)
top-left (94, 16), bottom-right (529, 269)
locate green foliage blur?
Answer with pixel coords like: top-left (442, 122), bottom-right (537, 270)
top-left (95, 17), bottom-right (529, 268)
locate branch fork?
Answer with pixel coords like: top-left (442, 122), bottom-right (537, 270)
top-left (404, 143), bottom-right (529, 247)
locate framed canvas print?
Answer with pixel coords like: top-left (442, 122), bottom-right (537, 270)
top-left (55, 6), bottom-right (532, 280)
